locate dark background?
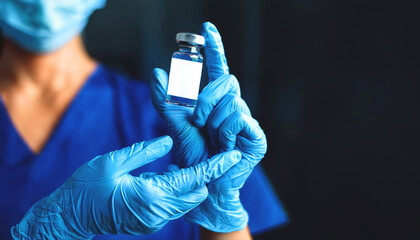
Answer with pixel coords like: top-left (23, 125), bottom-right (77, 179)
top-left (84, 0), bottom-right (420, 239)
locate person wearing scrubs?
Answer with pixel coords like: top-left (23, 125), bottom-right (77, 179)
top-left (0, 0), bottom-right (287, 239)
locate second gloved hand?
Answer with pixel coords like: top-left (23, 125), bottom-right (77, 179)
top-left (185, 22), bottom-right (267, 233)
top-left (152, 22), bottom-right (267, 233)
top-left (11, 136), bottom-right (242, 239)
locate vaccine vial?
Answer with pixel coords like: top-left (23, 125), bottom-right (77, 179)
top-left (166, 32), bottom-right (205, 107)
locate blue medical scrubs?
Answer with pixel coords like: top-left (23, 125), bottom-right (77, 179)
top-left (0, 65), bottom-right (288, 239)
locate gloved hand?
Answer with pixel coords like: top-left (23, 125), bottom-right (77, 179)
top-left (151, 70), bottom-right (212, 168)
top-left (11, 136), bottom-right (242, 239)
top-left (151, 23), bottom-right (240, 168)
top-left (151, 22), bottom-right (267, 233)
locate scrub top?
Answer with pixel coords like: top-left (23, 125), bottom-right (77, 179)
top-left (0, 64), bottom-right (288, 239)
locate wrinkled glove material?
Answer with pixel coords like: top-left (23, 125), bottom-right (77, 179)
top-left (151, 22), bottom-right (267, 233)
top-left (11, 136), bottom-right (241, 239)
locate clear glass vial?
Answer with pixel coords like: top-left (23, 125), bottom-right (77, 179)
top-left (166, 32), bottom-right (205, 107)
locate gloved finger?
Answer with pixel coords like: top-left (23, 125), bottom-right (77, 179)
top-left (214, 160), bottom-right (254, 190)
top-left (193, 74), bottom-right (240, 128)
top-left (219, 112), bottom-right (267, 153)
top-left (139, 172), bottom-right (160, 178)
top-left (150, 68), bottom-right (168, 113)
top-left (200, 22), bottom-right (229, 82)
top-left (109, 135), bottom-right (173, 174)
top-left (166, 164), bottom-right (180, 172)
top-left (167, 185), bottom-right (209, 220)
top-left (207, 93), bottom-right (251, 147)
top-left (157, 150), bottom-right (241, 195)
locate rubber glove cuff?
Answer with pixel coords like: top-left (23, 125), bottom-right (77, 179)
top-left (11, 188), bottom-right (91, 240)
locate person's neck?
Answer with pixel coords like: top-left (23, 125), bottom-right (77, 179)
top-left (0, 36), bottom-right (97, 93)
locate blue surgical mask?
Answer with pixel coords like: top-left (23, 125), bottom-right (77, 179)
top-left (0, 0), bottom-right (106, 53)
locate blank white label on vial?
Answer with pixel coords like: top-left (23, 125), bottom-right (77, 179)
top-left (167, 58), bottom-right (203, 100)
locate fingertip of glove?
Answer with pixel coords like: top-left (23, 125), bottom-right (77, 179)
top-left (148, 135), bottom-right (173, 153)
top-left (192, 114), bottom-right (205, 128)
top-left (152, 68), bottom-right (166, 79)
top-left (196, 185), bottom-right (209, 199)
top-left (231, 150), bottom-right (242, 162)
top-left (200, 22), bottom-right (221, 46)
top-left (159, 135), bottom-right (173, 146)
top-left (219, 150), bottom-right (241, 164)
top-left (192, 105), bottom-right (206, 128)
top-left (166, 164), bottom-right (180, 172)
top-left (201, 21), bottom-right (218, 33)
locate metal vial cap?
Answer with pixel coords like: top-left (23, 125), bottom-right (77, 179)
top-left (176, 33), bottom-right (205, 46)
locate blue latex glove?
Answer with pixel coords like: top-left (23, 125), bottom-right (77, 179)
top-left (11, 136), bottom-right (242, 239)
top-left (151, 68), bottom-right (213, 168)
top-left (151, 23), bottom-right (240, 168)
top-left (151, 22), bottom-right (267, 233)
